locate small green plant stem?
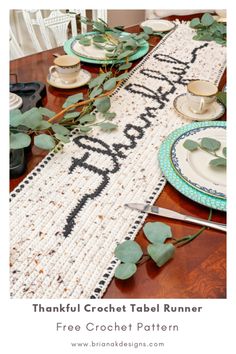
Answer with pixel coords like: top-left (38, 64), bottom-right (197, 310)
top-left (137, 255), bottom-right (150, 266)
top-left (173, 209), bottom-right (213, 247)
top-left (198, 144), bottom-right (223, 158)
top-left (48, 71), bottom-right (128, 124)
top-left (104, 32), bottom-right (119, 45)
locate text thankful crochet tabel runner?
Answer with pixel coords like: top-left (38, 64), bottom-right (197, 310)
top-left (10, 23), bottom-right (226, 298)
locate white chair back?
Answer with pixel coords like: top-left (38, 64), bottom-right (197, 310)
top-left (10, 9), bottom-right (108, 59)
top-left (10, 27), bottom-right (24, 60)
top-left (22, 10), bottom-right (85, 52)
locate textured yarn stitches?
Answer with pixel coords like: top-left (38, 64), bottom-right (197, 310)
top-left (10, 23), bottom-right (226, 298)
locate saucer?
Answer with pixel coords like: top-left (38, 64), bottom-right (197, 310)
top-left (173, 94), bottom-right (225, 121)
top-left (47, 69), bottom-right (92, 89)
top-left (140, 19), bottom-right (175, 32)
top-left (10, 92), bottom-right (23, 111)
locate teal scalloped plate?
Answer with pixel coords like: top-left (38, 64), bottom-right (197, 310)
top-left (158, 121), bottom-right (226, 211)
top-left (64, 32), bottom-right (149, 64)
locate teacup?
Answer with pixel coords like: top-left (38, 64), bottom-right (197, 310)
top-left (187, 80), bottom-right (218, 114)
top-left (49, 55), bottom-right (81, 84)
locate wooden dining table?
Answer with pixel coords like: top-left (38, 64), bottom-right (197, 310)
top-left (10, 13), bottom-right (226, 299)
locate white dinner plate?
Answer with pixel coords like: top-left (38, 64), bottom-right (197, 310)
top-left (140, 19), bottom-right (175, 32)
top-left (171, 125), bottom-right (226, 199)
top-left (71, 32), bottom-right (137, 60)
top-left (71, 35), bottom-right (112, 60)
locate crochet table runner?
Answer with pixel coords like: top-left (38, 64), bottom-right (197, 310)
top-left (10, 23), bottom-right (226, 299)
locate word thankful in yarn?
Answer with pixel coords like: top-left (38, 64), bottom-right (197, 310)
top-left (64, 43), bottom-right (209, 237)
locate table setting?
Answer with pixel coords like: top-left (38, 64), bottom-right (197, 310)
top-left (9, 13), bottom-right (226, 299)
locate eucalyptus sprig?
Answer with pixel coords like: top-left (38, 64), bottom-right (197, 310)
top-left (183, 137), bottom-right (226, 167)
top-left (10, 17), bottom-right (156, 151)
top-left (76, 16), bottom-right (151, 61)
top-left (114, 211), bottom-right (212, 280)
top-left (190, 12), bottom-right (226, 45)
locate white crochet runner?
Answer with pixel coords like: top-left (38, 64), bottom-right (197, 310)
top-left (10, 22), bottom-right (226, 298)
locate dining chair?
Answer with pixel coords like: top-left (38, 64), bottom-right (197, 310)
top-left (10, 9), bottom-right (109, 59)
top-left (21, 9), bottom-right (87, 53)
top-left (9, 26), bottom-right (25, 60)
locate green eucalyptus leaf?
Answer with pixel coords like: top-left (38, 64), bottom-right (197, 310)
top-left (118, 62), bottom-right (132, 71)
top-left (183, 139), bottom-right (199, 151)
top-left (93, 21), bottom-right (106, 33)
top-left (75, 34), bottom-right (84, 40)
top-left (217, 91), bottom-right (227, 107)
top-left (135, 32), bottom-right (149, 41)
top-left (93, 42), bottom-right (105, 50)
top-left (38, 107), bottom-right (55, 118)
top-left (54, 133), bottom-right (70, 144)
top-left (10, 109), bottom-right (23, 127)
top-left (217, 23), bottom-right (227, 35)
top-left (198, 33), bottom-right (214, 41)
top-left (94, 97), bottom-right (111, 113)
top-left (122, 45), bottom-right (133, 51)
top-left (193, 29), bottom-right (214, 41)
top-left (223, 147), bottom-right (227, 157)
top-left (102, 112), bottom-right (116, 120)
top-left (105, 52), bottom-right (116, 58)
top-left (99, 122), bottom-right (118, 131)
top-left (193, 34), bottom-right (202, 41)
top-left (117, 50), bottom-right (134, 60)
top-left (10, 132), bottom-right (31, 149)
top-left (214, 37), bottom-right (226, 45)
top-left (52, 124), bottom-right (70, 135)
top-left (79, 125), bottom-right (93, 133)
top-left (123, 38), bottom-right (138, 49)
top-left (115, 240), bottom-right (143, 263)
top-left (88, 72), bottom-right (111, 89)
top-left (201, 137), bottom-right (221, 151)
top-left (90, 86), bottom-right (103, 98)
top-left (34, 120), bottom-right (52, 130)
top-left (190, 18), bottom-right (201, 28)
top-left (79, 37), bottom-right (91, 46)
top-left (21, 107), bottom-right (43, 129)
top-left (62, 93), bottom-right (84, 108)
top-left (116, 72), bottom-right (129, 81)
top-left (80, 16), bottom-right (91, 24)
top-left (34, 134), bottom-right (56, 150)
top-left (209, 22), bottom-right (226, 35)
top-left (114, 263), bottom-right (137, 280)
top-left (209, 157), bottom-right (226, 167)
top-left (147, 243), bottom-right (175, 267)
top-left (79, 114), bottom-right (96, 124)
top-left (63, 111), bottom-right (81, 120)
top-left (143, 222), bottom-right (172, 243)
top-left (93, 34), bottom-right (107, 43)
top-left (201, 13), bottom-right (215, 27)
top-left (103, 77), bottom-right (117, 91)
top-left (97, 17), bottom-right (109, 26)
top-left (119, 35), bottom-right (132, 42)
top-left (142, 26), bottom-right (153, 34)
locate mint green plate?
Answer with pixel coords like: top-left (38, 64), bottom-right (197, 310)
top-left (158, 121), bottom-right (226, 211)
top-left (64, 32), bottom-right (149, 64)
